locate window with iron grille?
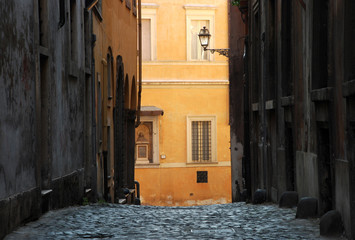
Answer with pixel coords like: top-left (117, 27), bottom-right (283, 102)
top-left (192, 121), bottom-right (211, 162)
top-left (197, 171), bottom-right (208, 183)
top-left (187, 116), bottom-right (216, 163)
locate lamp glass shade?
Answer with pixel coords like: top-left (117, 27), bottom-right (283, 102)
top-left (198, 26), bottom-right (211, 48)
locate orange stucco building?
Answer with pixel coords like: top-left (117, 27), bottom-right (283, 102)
top-left (135, 0), bottom-right (231, 206)
top-left (92, 0), bottom-right (138, 203)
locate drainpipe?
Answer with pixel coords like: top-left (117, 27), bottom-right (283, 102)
top-left (136, 0), bottom-right (142, 128)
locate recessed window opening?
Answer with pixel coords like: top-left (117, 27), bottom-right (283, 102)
top-left (38, 0), bottom-right (48, 47)
top-left (70, 0), bottom-right (77, 61)
top-left (192, 121), bottom-right (211, 162)
top-left (142, 19), bottom-right (152, 61)
top-left (191, 20), bottom-right (210, 60)
top-left (197, 171), bottom-right (208, 183)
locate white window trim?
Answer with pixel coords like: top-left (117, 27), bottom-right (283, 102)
top-left (141, 6), bottom-right (158, 61)
top-left (186, 115), bottom-right (217, 163)
top-left (135, 116), bottom-right (160, 164)
top-left (185, 8), bottom-right (215, 61)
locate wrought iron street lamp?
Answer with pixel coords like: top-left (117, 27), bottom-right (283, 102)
top-left (198, 26), bottom-right (230, 58)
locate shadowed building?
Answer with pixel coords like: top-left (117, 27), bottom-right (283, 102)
top-left (0, 0), bottom-right (138, 238)
top-left (229, 0), bottom-right (355, 238)
top-left (92, 0), bottom-right (138, 204)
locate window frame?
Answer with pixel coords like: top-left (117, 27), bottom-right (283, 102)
top-left (135, 116), bottom-right (160, 165)
top-left (185, 7), bottom-right (215, 61)
top-left (141, 5), bottom-right (158, 61)
top-left (186, 115), bottom-right (217, 163)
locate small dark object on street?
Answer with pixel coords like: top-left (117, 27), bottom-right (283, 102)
top-left (320, 210), bottom-right (343, 237)
top-left (134, 198), bottom-right (141, 205)
top-left (296, 197), bottom-right (318, 218)
top-left (253, 189), bottom-right (266, 204)
top-left (123, 188), bottom-right (130, 195)
top-left (279, 191), bottom-right (298, 208)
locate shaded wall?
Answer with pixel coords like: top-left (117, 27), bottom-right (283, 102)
top-left (92, 0), bottom-right (137, 202)
top-left (241, 0), bottom-right (355, 238)
top-left (229, 4), bottom-right (247, 201)
top-left (0, 0), bottom-right (93, 237)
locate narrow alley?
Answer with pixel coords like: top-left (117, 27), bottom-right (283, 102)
top-left (5, 203), bottom-right (326, 240)
top-left (1, 0), bottom-right (355, 239)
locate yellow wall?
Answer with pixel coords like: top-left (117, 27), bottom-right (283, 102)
top-left (142, 0), bottom-right (228, 80)
top-left (146, 0), bottom-right (228, 62)
top-left (142, 87), bottom-right (230, 164)
top-left (93, 0), bottom-right (137, 201)
top-left (93, 1), bottom-right (137, 96)
top-left (136, 0), bottom-right (231, 206)
top-left (136, 167), bottom-right (231, 206)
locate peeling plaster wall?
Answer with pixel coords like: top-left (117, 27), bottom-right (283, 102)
top-left (47, 0), bottom-right (86, 179)
top-left (0, 1), bottom-right (37, 200)
top-left (0, 0), bottom-right (90, 238)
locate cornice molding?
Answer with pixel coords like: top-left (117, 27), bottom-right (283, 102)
top-left (142, 3), bottom-right (160, 9)
top-left (142, 79), bottom-right (229, 85)
top-left (183, 4), bottom-right (216, 10)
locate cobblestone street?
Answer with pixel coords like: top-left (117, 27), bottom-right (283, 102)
top-left (5, 202), bottom-right (334, 239)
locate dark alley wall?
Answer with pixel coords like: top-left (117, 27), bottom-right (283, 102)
top-left (229, 3), bottom-right (247, 202)
top-left (0, 1), bottom-right (92, 238)
top-left (230, 0), bottom-right (355, 238)
top-left (0, 1), bottom-right (37, 202)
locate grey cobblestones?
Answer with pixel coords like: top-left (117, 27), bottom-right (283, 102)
top-left (5, 202), bottom-right (340, 239)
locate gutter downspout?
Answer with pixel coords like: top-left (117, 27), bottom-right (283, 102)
top-left (136, 0), bottom-right (142, 128)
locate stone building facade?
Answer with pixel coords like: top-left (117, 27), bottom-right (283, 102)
top-left (92, 0), bottom-right (138, 203)
top-left (135, 0), bottom-right (232, 206)
top-left (0, 0), bottom-right (138, 238)
top-left (229, 0), bottom-right (355, 238)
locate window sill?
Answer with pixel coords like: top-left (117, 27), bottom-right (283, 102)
top-left (135, 163), bottom-right (160, 168)
top-left (281, 95), bottom-right (294, 107)
top-left (343, 79), bottom-right (355, 97)
top-left (142, 60), bottom-right (228, 65)
top-left (187, 161), bottom-right (218, 165)
top-left (252, 102), bottom-right (259, 111)
top-left (265, 100), bottom-right (275, 110)
top-left (311, 87), bottom-right (333, 102)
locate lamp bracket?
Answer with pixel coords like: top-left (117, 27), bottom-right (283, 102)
top-left (204, 48), bottom-right (230, 58)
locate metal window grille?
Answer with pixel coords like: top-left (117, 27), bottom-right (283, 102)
top-left (197, 171), bottom-right (208, 183)
top-left (192, 121), bottom-right (211, 162)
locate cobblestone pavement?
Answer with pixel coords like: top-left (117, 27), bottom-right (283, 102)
top-left (5, 202), bottom-right (341, 239)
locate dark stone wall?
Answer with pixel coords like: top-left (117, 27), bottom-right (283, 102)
top-left (0, 1), bottom-right (37, 200)
top-left (0, 0), bottom-right (92, 238)
top-left (229, 4), bottom-right (247, 201)
top-left (239, 0), bottom-right (355, 238)
top-left (0, 188), bottom-right (41, 239)
top-left (50, 170), bottom-right (85, 210)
